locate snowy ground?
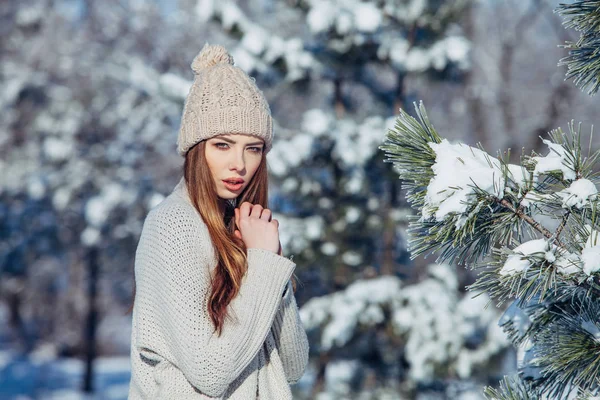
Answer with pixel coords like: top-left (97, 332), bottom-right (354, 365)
top-left (0, 350), bottom-right (131, 400)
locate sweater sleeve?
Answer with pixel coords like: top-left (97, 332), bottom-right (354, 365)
top-left (271, 280), bottom-right (310, 384)
top-left (134, 204), bottom-right (296, 398)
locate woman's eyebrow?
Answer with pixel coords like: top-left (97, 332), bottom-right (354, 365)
top-left (217, 137), bottom-right (263, 146)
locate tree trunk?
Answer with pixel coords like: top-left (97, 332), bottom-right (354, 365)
top-left (82, 246), bottom-right (99, 393)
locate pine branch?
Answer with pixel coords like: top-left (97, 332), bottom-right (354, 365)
top-left (555, 1), bottom-right (600, 95)
top-left (483, 375), bottom-right (538, 399)
top-left (383, 101), bottom-right (600, 399)
top-left (555, 210), bottom-right (572, 239)
top-left (532, 295), bottom-right (600, 398)
top-left (497, 198), bottom-right (565, 248)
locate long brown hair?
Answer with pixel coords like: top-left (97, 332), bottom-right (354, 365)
top-left (126, 140), bottom-right (296, 332)
top-left (184, 140), bottom-right (268, 336)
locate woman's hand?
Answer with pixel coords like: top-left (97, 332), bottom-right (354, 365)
top-left (234, 202), bottom-right (281, 254)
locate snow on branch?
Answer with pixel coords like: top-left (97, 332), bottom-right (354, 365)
top-left (381, 101), bottom-right (600, 398)
top-left (300, 264), bottom-right (509, 384)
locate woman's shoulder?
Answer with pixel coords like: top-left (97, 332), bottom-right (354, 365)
top-left (143, 178), bottom-right (208, 238)
top-left (136, 180), bottom-right (215, 267)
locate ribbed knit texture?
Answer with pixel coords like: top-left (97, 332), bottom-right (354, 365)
top-left (177, 43), bottom-right (273, 156)
top-left (128, 177), bottom-right (309, 399)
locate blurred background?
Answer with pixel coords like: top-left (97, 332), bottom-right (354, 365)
top-left (0, 0), bottom-right (598, 399)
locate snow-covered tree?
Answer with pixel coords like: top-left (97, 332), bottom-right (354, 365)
top-left (381, 102), bottom-right (600, 398)
top-left (0, 1), bottom-right (189, 386)
top-left (192, 0), bottom-right (473, 290)
top-left (298, 263), bottom-right (511, 398)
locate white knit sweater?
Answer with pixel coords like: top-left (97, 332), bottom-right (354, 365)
top-left (128, 178), bottom-right (309, 399)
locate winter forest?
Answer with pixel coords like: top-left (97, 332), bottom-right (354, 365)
top-left (1, 0), bottom-right (599, 399)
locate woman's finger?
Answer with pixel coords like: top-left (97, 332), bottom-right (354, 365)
top-left (239, 202), bottom-right (252, 217)
top-left (250, 204), bottom-right (264, 218)
top-left (260, 208), bottom-right (272, 221)
top-left (234, 207), bottom-right (240, 229)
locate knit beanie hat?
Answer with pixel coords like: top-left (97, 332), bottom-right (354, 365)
top-left (176, 43), bottom-right (273, 156)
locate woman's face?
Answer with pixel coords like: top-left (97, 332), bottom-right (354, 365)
top-left (204, 134), bottom-right (265, 200)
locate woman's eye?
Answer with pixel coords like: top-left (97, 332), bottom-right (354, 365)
top-left (215, 143), bottom-right (229, 149)
top-left (248, 147), bottom-right (263, 153)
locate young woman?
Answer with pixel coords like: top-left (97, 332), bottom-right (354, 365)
top-left (128, 44), bottom-right (309, 399)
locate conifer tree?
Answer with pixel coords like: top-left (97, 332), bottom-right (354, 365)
top-left (382, 3), bottom-right (600, 397)
top-left (382, 100), bottom-right (599, 398)
top-left (196, 0), bottom-right (473, 289)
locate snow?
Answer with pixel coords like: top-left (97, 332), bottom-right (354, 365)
top-left (341, 251), bottom-right (362, 266)
top-left (305, 216), bottom-right (324, 239)
top-left (280, 177), bottom-right (298, 193)
top-left (269, 134), bottom-right (314, 176)
top-left (195, 0), bottom-right (215, 22)
top-left (27, 177), bottom-right (46, 200)
top-left (85, 197), bottom-right (111, 227)
top-left (16, 5), bottom-right (44, 26)
top-left (335, 12), bottom-right (353, 35)
top-left (159, 73), bottom-right (191, 100)
top-left (353, 3), bottom-right (381, 33)
top-left (444, 36), bottom-right (471, 66)
top-left (0, 351), bottom-right (131, 400)
top-left (344, 171), bottom-right (364, 194)
top-left (582, 247), bottom-right (600, 275)
top-left (507, 164), bottom-right (530, 188)
top-left (558, 178), bottom-right (598, 209)
top-left (43, 137), bottom-right (74, 162)
top-left (581, 320), bottom-right (600, 341)
top-left (275, 214), bottom-right (324, 254)
top-left (359, 304), bottom-right (385, 324)
top-left (324, 360), bottom-right (359, 396)
top-left (383, 0), bottom-right (426, 23)
top-left (424, 139), bottom-right (504, 221)
top-left (554, 251), bottom-right (583, 275)
top-left (307, 2), bottom-right (337, 34)
top-left (405, 48), bottom-right (430, 72)
top-left (344, 207), bottom-right (361, 223)
top-left (271, 113), bottom-right (388, 177)
top-left (533, 139), bottom-right (577, 181)
top-left (300, 276), bottom-right (402, 349)
top-left (386, 35), bottom-right (470, 72)
top-left (300, 266), bottom-right (509, 382)
top-left (52, 188), bottom-right (71, 211)
top-left (81, 227), bottom-right (101, 247)
top-left (387, 38), bottom-right (410, 69)
top-left (146, 192), bottom-right (165, 210)
top-left (321, 293), bottom-right (362, 349)
top-left (241, 26), bottom-right (268, 56)
top-left (499, 239), bottom-right (549, 276)
top-left (320, 242), bottom-right (338, 256)
top-left (229, 47), bottom-right (256, 73)
top-left (219, 1), bottom-right (246, 31)
top-left (429, 37), bottom-right (471, 71)
top-left (302, 109), bottom-right (332, 137)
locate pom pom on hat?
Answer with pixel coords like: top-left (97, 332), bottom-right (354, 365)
top-left (191, 43), bottom-right (234, 74)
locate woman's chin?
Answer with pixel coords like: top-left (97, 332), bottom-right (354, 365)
top-left (217, 189), bottom-right (240, 200)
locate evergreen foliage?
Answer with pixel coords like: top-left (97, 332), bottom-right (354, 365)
top-left (381, 102), bottom-right (600, 398)
top-left (556, 1), bottom-right (600, 95)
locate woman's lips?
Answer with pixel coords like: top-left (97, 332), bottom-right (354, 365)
top-left (223, 180), bottom-right (244, 191)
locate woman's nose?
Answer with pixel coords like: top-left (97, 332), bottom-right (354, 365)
top-left (228, 150), bottom-right (245, 172)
